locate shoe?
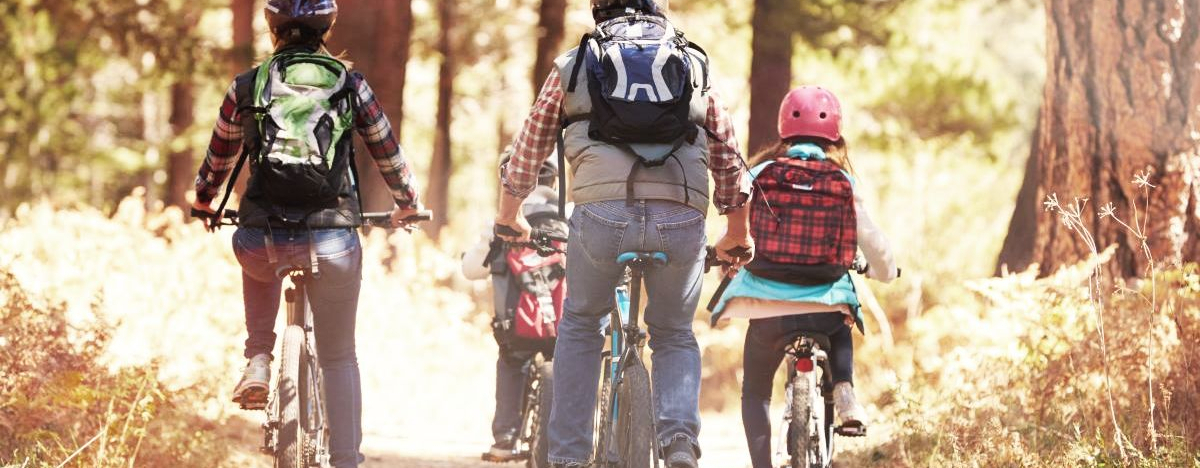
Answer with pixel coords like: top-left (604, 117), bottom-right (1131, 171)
top-left (833, 382), bottom-right (867, 431)
top-left (232, 353), bottom-right (271, 410)
top-left (480, 442), bottom-right (524, 463)
top-left (663, 437), bottom-right (698, 468)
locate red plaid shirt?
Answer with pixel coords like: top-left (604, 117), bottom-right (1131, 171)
top-left (195, 73), bottom-right (419, 209)
top-left (502, 68), bottom-right (750, 213)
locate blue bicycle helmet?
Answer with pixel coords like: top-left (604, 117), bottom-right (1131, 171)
top-left (265, 0), bottom-right (338, 34)
top-left (591, 0), bottom-right (660, 21)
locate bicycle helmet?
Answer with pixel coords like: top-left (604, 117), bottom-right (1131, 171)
top-left (498, 155), bottom-right (559, 188)
top-left (778, 86), bottom-right (843, 142)
top-left (265, 0), bottom-right (338, 35)
top-left (591, 0), bottom-right (659, 21)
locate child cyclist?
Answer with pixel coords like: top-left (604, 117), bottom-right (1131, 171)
top-left (191, 1), bottom-right (423, 466)
top-left (462, 157), bottom-right (567, 462)
top-left (709, 86), bottom-right (898, 468)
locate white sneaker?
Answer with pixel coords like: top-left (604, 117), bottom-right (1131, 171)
top-left (833, 382), bottom-right (867, 429)
top-left (232, 353), bottom-right (272, 410)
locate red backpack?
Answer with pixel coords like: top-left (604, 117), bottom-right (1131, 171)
top-left (504, 247), bottom-right (566, 340)
top-left (746, 157), bottom-right (857, 285)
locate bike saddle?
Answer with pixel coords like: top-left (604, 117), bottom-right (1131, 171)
top-left (616, 251), bottom-right (668, 267)
top-left (779, 332), bottom-right (833, 355)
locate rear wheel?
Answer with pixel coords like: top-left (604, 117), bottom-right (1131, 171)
top-left (274, 326), bottom-right (306, 468)
top-left (527, 362), bottom-right (554, 468)
top-left (787, 371), bottom-right (813, 468)
top-left (594, 355), bottom-right (614, 464)
top-left (615, 361), bottom-right (654, 468)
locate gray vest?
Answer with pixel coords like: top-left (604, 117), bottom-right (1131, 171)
top-left (555, 46), bottom-right (712, 215)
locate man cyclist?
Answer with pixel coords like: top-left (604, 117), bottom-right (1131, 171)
top-left (191, 1), bottom-right (423, 466)
top-left (494, 1), bottom-right (754, 466)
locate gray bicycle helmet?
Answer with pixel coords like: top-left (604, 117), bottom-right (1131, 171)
top-left (591, 0), bottom-right (659, 21)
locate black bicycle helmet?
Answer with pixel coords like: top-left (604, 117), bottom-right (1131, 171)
top-left (265, 0), bottom-right (338, 35)
top-left (591, 0), bottom-right (659, 22)
top-left (499, 155), bottom-right (559, 188)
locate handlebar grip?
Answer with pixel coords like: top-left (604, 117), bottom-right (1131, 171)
top-left (495, 224), bottom-right (523, 238)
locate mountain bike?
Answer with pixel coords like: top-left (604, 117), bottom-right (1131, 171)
top-left (592, 246), bottom-right (750, 468)
top-left (193, 208), bottom-right (430, 468)
top-left (486, 228), bottom-right (567, 468)
top-left (705, 252), bottom-right (892, 468)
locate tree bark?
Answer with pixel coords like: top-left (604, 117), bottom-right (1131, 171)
top-left (532, 0), bottom-right (568, 96)
top-left (327, 0), bottom-right (414, 213)
top-left (165, 81), bottom-right (196, 209)
top-left (998, 0), bottom-right (1200, 277)
top-left (425, 0), bottom-right (457, 240)
top-left (748, 0), bottom-right (795, 155)
top-left (231, 0), bottom-right (255, 74)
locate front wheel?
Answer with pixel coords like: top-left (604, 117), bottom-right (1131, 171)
top-left (274, 326), bottom-right (307, 468)
top-left (527, 362), bottom-right (554, 468)
top-left (615, 361), bottom-right (654, 468)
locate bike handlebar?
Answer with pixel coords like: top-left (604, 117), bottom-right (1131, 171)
top-left (703, 246), bottom-right (752, 272)
top-left (361, 210), bottom-right (434, 228)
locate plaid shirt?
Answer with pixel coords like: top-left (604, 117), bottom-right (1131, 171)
top-left (195, 72), bottom-right (419, 209)
top-left (502, 68), bottom-right (750, 213)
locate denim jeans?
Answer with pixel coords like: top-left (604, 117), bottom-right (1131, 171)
top-left (740, 313), bottom-right (852, 468)
top-left (492, 350), bottom-right (532, 445)
top-left (547, 200), bottom-right (707, 465)
top-left (233, 227), bottom-right (365, 468)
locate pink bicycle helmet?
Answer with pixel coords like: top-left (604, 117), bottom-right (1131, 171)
top-left (778, 86), bottom-right (842, 142)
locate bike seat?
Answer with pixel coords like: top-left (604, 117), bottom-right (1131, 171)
top-left (617, 251), bottom-right (668, 268)
top-left (779, 332), bottom-right (833, 355)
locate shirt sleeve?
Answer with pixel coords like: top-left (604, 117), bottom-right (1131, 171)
top-left (703, 89), bottom-right (751, 213)
top-left (194, 81), bottom-right (245, 204)
top-left (502, 69), bottom-right (564, 199)
top-left (352, 73), bottom-right (420, 209)
top-left (854, 190), bottom-right (899, 282)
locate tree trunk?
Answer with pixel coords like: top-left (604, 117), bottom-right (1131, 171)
top-left (327, 0), bottom-right (413, 213)
top-left (231, 0), bottom-right (255, 74)
top-left (998, 0), bottom-right (1200, 277)
top-left (532, 0), bottom-right (567, 96)
top-left (747, 0), bottom-right (795, 155)
top-left (166, 81), bottom-right (195, 209)
top-left (425, 0), bottom-right (457, 240)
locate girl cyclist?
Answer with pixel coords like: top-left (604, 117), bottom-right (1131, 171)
top-left (191, 1), bottom-right (422, 466)
top-left (710, 86), bottom-right (898, 468)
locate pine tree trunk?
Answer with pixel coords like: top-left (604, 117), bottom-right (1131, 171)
top-left (166, 81), bottom-right (195, 209)
top-left (533, 0), bottom-right (567, 96)
top-left (748, 0), bottom-right (795, 155)
top-left (327, 0), bottom-right (414, 213)
top-left (425, 0), bottom-right (457, 240)
top-left (998, 0), bottom-right (1200, 277)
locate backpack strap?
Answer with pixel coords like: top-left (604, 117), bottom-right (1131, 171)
top-left (556, 121), bottom-right (568, 218)
top-left (566, 33), bottom-right (593, 93)
top-left (685, 41), bottom-right (711, 92)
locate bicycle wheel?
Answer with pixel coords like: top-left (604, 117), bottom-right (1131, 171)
top-left (594, 356), bottom-right (614, 464)
top-left (615, 360), bottom-right (654, 468)
top-left (527, 362), bottom-right (554, 468)
top-left (787, 371), bottom-right (813, 468)
top-left (275, 325), bottom-right (307, 468)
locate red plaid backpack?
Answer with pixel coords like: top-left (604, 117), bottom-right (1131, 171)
top-left (746, 157), bottom-right (857, 285)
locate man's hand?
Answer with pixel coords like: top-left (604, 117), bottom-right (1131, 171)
top-left (390, 205), bottom-right (426, 231)
top-left (192, 199), bottom-right (215, 215)
top-left (714, 232), bottom-right (754, 278)
top-left (494, 213), bottom-right (532, 243)
top-left (191, 199), bottom-right (216, 231)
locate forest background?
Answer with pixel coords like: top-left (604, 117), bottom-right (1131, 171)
top-left (2, 0), bottom-right (1198, 466)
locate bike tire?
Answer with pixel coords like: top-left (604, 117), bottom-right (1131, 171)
top-left (594, 359), bottom-right (614, 464)
top-left (787, 371), bottom-right (813, 468)
top-left (615, 361), bottom-right (654, 468)
top-left (527, 362), bottom-right (554, 468)
top-left (274, 325), bottom-right (306, 468)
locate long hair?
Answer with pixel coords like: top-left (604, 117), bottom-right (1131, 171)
top-left (747, 137), bottom-right (855, 175)
top-left (268, 25), bottom-right (353, 68)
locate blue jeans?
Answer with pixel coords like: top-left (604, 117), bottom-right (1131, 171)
top-left (741, 313), bottom-right (853, 468)
top-left (233, 227), bottom-right (365, 468)
top-left (547, 200), bottom-right (707, 465)
top-left (492, 351), bottom-right (530, 445)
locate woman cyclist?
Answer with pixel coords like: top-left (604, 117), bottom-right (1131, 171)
top-left (191, 1), bottom-right (423, 466)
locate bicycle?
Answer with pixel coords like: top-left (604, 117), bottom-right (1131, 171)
top-left (484, 228), bottom-right (567, 468)
top-left (591, 246), bottom-right (750, 468)
top-left (193, 208), bottom-right (430, 468)
top-left (705, 252), bottom-right (894, 468)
